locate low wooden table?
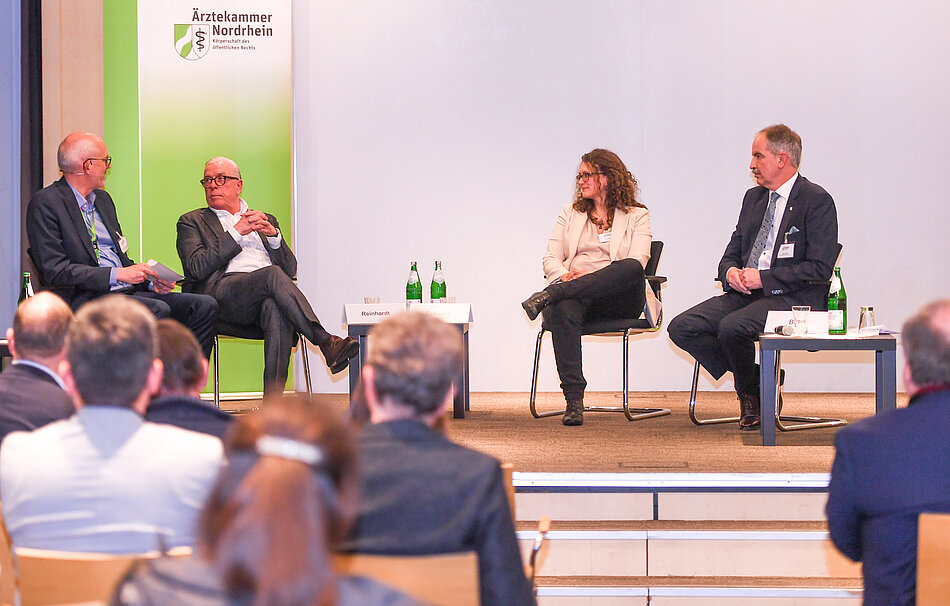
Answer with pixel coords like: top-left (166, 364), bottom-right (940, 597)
top-left (758, 332), bottom-right (898, 446)
top-left (344, 303), bottom-right (473, 418)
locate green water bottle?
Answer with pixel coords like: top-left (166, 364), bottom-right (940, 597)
top-left (406, 262), bottom-right (422, 305)
top-left (827, 266), bottom-right (847, 334)
top-left (430, 261), bottom-right (446, 302)
top-left (17, 272), bottom-right (33, 304)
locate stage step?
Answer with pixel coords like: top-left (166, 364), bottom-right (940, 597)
top-left (514, 472), bottom-right (831, 522)
top-left (533, 576), bottom-right (862, 605)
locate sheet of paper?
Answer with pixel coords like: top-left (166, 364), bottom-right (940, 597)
top-left (146, 259), bottom-right (184, 283)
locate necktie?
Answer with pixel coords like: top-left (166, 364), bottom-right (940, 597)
top-left (81, 203), bottom-right (101, 261)
top-left (745, 191), bottom-right (780, 268)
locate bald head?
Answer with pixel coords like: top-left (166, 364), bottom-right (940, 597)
top-left (902, 299), bottom-right (950, 395)
top-left (8, 292), bottom-right (73, 361)
top-left (57, 132), bottom-right (105, 174)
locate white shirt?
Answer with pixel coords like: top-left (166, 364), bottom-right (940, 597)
top-left (755, 172), bottom-right (798, 271)
top-left (211, 199), bottom-right (283, 274)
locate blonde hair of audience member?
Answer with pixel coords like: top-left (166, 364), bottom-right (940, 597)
top-left (361, 312), bottom-right (462, 428)
top-left (156, 318), bottom-right (208, 398)
top-left (60, 295), bottom-right (162, 411)
top-left (6, 292), bottom-right (73, 369)
top-left (198, 396), bottom-right (359, 606)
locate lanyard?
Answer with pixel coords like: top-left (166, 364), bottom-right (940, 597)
top-left (81, 203), bottom-right (101, 261)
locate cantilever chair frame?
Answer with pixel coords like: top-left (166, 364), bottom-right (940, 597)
top-left (529, 240), bottom-right (671, 422)
top-left (689, 243), bottom-right (846, 431)
top-left (212, 328), bottom-right (313, 409)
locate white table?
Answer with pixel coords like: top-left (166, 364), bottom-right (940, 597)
top-left (343, 303), bottom-right (473, 418)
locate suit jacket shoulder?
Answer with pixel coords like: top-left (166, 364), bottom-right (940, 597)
top-left (0, 365), bottom-right (74, 444)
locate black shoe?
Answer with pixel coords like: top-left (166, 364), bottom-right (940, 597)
top-left (562, 398), bottom-right (584, 426)
top-left (738, 393), bottom-right (760, 430)
top-left (521, 291), bottom-right (551, 321)
top-left (320, 336), bottom-right (360, 374)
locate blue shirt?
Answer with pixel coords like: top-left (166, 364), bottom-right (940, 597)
top-left (66, 183), bottom-right (128, 289)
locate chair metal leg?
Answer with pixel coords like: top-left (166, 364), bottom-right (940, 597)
top-left (529, 330), bottom-right (562, 418)
top-left (298, 334), bottom-right (313, 403)
top-left (530, 328), bottom-right (670, 421)
top-left (213, 335), bottom-right (220, 410)
top-left (773, 351), bottom-right (848, 431)
top-left (688, 359), bottom-right (740, 425)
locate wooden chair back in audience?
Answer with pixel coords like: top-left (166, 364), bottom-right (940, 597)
top-left (501, 462), bottom-right (516, 521)
top-left (0, 506), bottom-right (14, 606)
top-left (13, 547), bottom-right (189, 606)
top-left (333, 551), bottom-right (479, 606)
top-left (918, 512), bottom-right (950, 606)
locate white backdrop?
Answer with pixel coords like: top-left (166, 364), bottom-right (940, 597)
top-left (291, 0), bottom-right (950, 395)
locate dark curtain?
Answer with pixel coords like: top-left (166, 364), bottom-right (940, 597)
top-left (20, 0), bottom-right (42, 276)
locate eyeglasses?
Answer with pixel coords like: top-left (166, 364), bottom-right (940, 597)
top-left (199, 175), bottom-right (241, 188)
top-left (84, 156), bottom-right (112, 168)
top-left (576, 171), bottom-right (604, 182)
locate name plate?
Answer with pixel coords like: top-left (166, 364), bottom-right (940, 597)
top-left (765, 310), bottom-right (829, 335)
top-left (344, 303), bottom-right (406, 325)
top-left (344, 303), bottom-right (473, 325)
top-left (407, 302), bottom-right (473, 324)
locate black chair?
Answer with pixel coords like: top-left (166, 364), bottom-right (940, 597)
top-left (212, 321), bottom-right (313, 409)
top-left (529, 240), bottom-right (671, 421)
top-left (688, 243), bottom-right (845, 431)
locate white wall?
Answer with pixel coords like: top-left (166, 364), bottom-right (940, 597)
top-left (292, 0), bottom-right (950, 395)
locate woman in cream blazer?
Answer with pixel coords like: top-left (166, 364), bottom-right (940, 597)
top-left (522, 149), bottom-right (652, 426)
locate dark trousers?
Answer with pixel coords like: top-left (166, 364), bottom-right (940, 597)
top-left (214, 266), bottom-right (331, 396)
top-left (132, 291), bottom-right (217, 358)
top-left (541, 259), bottom-right (645, 401)
top-left (667, 290), bottom-right (792, 397)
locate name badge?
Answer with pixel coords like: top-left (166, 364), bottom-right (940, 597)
top-left (117, 234), bottom-right (130, 253)
top-left (777, 243), bottom-right (794, 259)
top-left (598, 231), bottom-right (611, 244)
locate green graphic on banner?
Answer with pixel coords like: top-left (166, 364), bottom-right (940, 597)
top-left (103, 0), bottom-right (295, 396)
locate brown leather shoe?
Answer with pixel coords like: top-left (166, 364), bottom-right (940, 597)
top-left (738, 393), bottom-right (760, 430)
top-left (562, 398), bottom-right (584, 426)
top-left (320, 336), bottom-right (360, 374)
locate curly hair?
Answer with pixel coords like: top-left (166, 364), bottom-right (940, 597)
top-left (572, 148), bottom-right (645, 216)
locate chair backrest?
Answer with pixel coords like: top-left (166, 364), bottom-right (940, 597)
top-left (333, 552), bottom-right (479, 606)
top-left (13, 547), bottom-right (178, 606)
top-left (501, 462), bottom-right (516, 522)
top-left (644, 240), bottom-right (663, 277)
top-left (917, 512), bottom-right (950, 605)
top-left (0, 506), bottom-right (14, 606)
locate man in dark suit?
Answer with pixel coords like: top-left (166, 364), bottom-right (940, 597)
top-left (342, 312), bottom-right (535, 606)
top-left (668, 124), bottom-right (838, 429)
top-left (826, 299), bottom-right (950, 605)
top-left (26, 132), bottom-right (217, 357)
top-left (176, 157), bottom-right (358, 397)
top-left (145, 319), bottom-right (232, 440)
top-left (0, 293), bottom-right (74, 443)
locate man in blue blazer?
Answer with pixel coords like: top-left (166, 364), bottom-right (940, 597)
top-left (26, 132), bottom-right (217, 356)
top-left (826, 299), bottom-right (950, 606)
top-left (668, 124), bottom-right (839, 429)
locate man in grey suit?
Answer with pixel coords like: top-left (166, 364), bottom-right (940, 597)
top-left (0, 295), bottom-right (223, 553)
top-left (343, 312), bottom-right (536, 606)
top-left (176, 157), bottom-right (358, 397)
top-left (0, 293), bottom-right (74, 443)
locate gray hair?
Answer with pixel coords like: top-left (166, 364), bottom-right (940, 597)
top-left (12, 292), bottom-right (73, 358)
top-left (57, 132), bottom-right (104, 174)
top-left (902, 299), bottom-right (950, 388)
top-left (759, 124), bottom-right (803, 168)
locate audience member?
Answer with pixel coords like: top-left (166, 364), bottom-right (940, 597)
top-left (342, 312), bottom-right (535, 606)
top-left (0, 293), bottom-right (74, 443)
top-left (26, 132), bottom-right (217, 356)
top-left (826, 299), bottom-right (950, 605)
top-left (177, 156), bottom-right (358, 397)
top-left (0, 295), bottom-right (223, 553)
top-left (668, 124), bottom-right (838, 429)
top-left (112, 396), bottom-right (420, 606)
top-left (145, 318), bottom-right (232, 439)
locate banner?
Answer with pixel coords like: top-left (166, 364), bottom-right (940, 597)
top-left (104, 0), bottom-right (294, 394)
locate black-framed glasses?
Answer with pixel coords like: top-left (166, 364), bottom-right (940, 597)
top-left (576, 171), bottom-right (604, 182)
top-left (84, 156), bottom-right (112, 168)
top-left (199, 175), bottom-right (241, 188)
